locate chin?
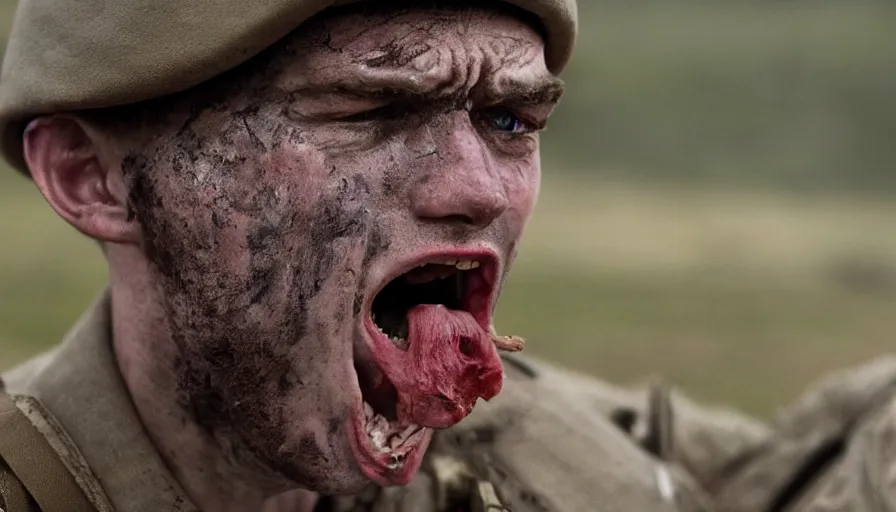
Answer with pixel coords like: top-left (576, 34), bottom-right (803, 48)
top-left (309, 467), bottom-right (382, 496)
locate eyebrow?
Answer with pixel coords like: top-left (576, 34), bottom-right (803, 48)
top-left (485, 76), bottom-right (566, 106)
top-left (295, 74), bottom-right (565, 108)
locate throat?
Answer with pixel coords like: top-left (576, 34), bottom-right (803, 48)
top-left (371, 265), bottom-right (464, 349)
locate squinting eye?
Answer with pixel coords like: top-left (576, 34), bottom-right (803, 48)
top-left (486, 108), bottom-right (527, 133)
top-left (337, 102), bottom-right (413, 123)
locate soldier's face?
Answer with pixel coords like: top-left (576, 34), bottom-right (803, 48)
top-left (122, 5), bottom-right (561, 493)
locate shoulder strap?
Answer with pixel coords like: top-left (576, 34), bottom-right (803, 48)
top-left (0, 457), bottom-right (36, 512)
top-left (0, 392), bottom-right (97, 512)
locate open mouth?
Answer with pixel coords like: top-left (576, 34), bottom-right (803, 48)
top-left (372, 258), bottom-right (485, 347)
top-left (349, 252), bottom-right (499, 485)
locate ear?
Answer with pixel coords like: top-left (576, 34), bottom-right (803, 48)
top-left (23, 115), bottom-right (139, 244)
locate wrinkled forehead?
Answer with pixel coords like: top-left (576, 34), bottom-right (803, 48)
top-left (310, 3), bottom-right (544, 54)
top-left (261, 4), bottom-right (555, 99)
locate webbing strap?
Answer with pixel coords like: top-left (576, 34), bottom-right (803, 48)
top-left (0, 457), bottom-right (33, 512)
top-left (0, 393), bottom-right (97, 512)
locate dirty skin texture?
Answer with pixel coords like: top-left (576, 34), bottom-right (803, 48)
top-left (87, 2), bottom-right (563, 511)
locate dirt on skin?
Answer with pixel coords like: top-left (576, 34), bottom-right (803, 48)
top-left (106, 0), bottom-right (561, 505)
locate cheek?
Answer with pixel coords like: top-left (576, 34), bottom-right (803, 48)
top-left (140, 130), bottom-right (336, 288)
top-left (503, 160), bottom-right (541, 230)
top-left (206, 137), bottom-right (331, 231)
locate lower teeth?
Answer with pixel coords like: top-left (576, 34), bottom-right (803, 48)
top-left (390, 335), bottom-right (409, 350)
top-left (363, 401), bottom-right (421, 453)
top-left (374, 323), bottom-right (409, 350)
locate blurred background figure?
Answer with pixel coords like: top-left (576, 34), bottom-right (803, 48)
top-left (0, 0), bottom-right (894, 421)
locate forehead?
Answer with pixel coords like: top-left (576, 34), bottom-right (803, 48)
top-left (263, 5), bottom-right (556, 99)
top-left (311, 4), bottom-right (543, 54)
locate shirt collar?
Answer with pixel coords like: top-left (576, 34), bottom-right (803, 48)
top-left (6, 288), bottom-right (197, 512)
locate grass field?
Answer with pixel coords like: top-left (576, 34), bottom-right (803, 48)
top-left (501, 177), bottom-right (896, 416)
top-left (2, 170), bottom-right (894, 418)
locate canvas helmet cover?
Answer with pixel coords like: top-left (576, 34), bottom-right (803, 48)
top-left (0, 0), bottom-right (577, 174)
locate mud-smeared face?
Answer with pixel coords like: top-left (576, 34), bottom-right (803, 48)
top-left (121, 4), bottom-right (562, 494)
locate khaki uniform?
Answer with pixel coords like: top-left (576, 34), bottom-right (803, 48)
top-left (709, 356), bottom-right (896, 512)
top-left (0, 290), bottom-right (769, 512)
top-left (2, 294), bottom-right (894, 511)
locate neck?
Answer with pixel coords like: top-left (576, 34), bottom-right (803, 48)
top-left (106, 247), bottom-right (319, 512)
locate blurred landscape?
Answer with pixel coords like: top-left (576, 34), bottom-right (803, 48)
top-left (1, 1), bottom-right (895, 419)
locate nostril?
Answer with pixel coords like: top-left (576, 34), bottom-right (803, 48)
top-left (411, 193), bottom-right (506, 229)
top-left (441, 214), bottom-right (475, 225)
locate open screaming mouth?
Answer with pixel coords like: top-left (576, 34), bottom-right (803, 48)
top-left (349, 251), bottom-right (508, 485)
top-left (371, 259), bottom-right (480, 349)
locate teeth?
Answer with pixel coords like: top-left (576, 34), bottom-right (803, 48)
top-left (367, 413), bottom-right (390, 450)
top-left (363, 415), bottom-right (425, 459)
top-left (390, 335), bottom-right (408, 350)
top-left (426, 258), bottom-right (480, 270)
top-left (364, 402), bottom-right (374, 419)
top-left (387, 454), bottom-right (404, 470)
top-left (407, 427), bottom-right (426, 445)
top-left (401, 424), bottom-right (419, 438)
top-left (370, 429), bottom-right (386, 450)
top-left (388, 424), bottom-right (423, 451)
top-left (455, 260), bottom-right (476, 270)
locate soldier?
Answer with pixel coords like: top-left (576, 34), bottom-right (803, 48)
top-left (4, 0), bottom-right (880, 510)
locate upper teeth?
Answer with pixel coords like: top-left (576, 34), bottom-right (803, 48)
top-left (455, 260), bottom-right (479, 270)
top-left (429, 259), bottom-right (480, 270)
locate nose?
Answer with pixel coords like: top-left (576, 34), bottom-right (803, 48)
top-left (409, 114), bottom-right (510, 228)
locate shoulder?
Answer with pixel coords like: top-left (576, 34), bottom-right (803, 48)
top-left (768, 390), bottom-right (896, 512)
top-left (2, 349), bottom-right (59, 396)
top-left (712, 355), bottom-right (896, 512)
top-left (492, 355), bottom-right (770, 489)
top-left (432, 355), bottom-right (713, 511)
top-left (853, 393), bottom-right (896, 505)
top-left (802, 391), bottom-right (896, 511)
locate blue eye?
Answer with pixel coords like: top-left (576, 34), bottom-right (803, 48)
top-left (488, 108), bottom-right (525, 133)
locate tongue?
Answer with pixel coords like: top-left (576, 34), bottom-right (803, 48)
top-left (369, 304), bottom-right (503, 429)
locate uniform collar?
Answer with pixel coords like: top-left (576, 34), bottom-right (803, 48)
top-left (4, 288), bottom-right (197, 512)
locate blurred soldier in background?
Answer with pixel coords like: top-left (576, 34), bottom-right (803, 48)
top-left (0, 0), bottom-right (892, 511)
top-left (709, 356), bottom-right (896, 511)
